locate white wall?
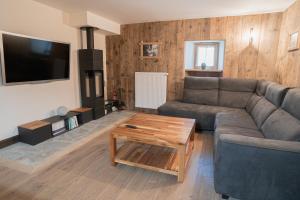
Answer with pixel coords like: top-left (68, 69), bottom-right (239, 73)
top-left (0, 0), bottom-right (106, 140)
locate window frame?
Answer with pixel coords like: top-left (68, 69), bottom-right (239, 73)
top-left (193, 42), bottom-right (220, 69)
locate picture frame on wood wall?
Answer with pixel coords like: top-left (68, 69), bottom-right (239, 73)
top-left (288, 31), bottom-right (299, 52)
top-left (140, 41), bottom-right (161, 59)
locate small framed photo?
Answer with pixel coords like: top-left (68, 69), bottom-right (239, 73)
top-left (140, 41), bottom-right (160, 59)
top-left (288, 32), bottom-right (299, 51)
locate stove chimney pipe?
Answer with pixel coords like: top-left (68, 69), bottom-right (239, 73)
top-left (81, 27), bottom-right (94, 49)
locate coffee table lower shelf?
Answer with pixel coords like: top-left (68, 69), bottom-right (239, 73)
top-left (113, 141), bottom-right (193, 181)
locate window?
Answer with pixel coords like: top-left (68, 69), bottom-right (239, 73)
top-left (184, 40), bottom-right (225, 71)
top-left (194, 43), bottom-right (219, 68)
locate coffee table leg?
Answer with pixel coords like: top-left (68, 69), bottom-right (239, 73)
top-left (178, 145), bottom-right (186, 182)
top-left (110, 134), bottom-right (117, 166)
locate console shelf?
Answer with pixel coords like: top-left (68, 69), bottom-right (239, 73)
top-left (18, 107), bottom-right (93, 145)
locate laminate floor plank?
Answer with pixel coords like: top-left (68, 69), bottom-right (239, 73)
top-left (0, 132), bottom-right (229, 200)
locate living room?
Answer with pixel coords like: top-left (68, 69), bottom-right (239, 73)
top-left (0, 0), bottom-right (299, 199)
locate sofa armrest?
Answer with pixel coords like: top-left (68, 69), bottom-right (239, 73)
top-left (220, 134), bottom-right (300, 153)
top-left (214, 134), bottom-right (300, 200)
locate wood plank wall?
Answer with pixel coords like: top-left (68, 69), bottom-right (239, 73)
top-left (276, 0), bottom-right (300, 87)
top-left (106, 13), bottom-right (283, 110)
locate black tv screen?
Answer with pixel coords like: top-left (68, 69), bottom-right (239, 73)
top-left (1, 33), bottom-right (70, 84)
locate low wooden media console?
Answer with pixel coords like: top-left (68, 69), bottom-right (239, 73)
top-left (18, 107), bottom-right (93, 145)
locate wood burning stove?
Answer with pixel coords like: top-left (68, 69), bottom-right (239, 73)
top-left (78, 27), bottom-right (105, 119)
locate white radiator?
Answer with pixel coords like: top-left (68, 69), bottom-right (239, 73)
top-left (135, 72), bottom-right (168, 109)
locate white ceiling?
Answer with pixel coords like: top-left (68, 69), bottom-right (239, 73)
top-left (34, 0), bottom-right (295, 24)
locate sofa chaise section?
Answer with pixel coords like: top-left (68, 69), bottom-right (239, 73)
top-left (158, 76), bottom-right (300, 200)
top-left (214, 86), bottom-right (300, 200)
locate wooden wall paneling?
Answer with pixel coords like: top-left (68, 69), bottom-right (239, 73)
top-left (275, 11), bottom-right (289, 85)
top-left (106, 35), bottom-right (122, 99)
top-left (175, 20), bottom-right (185, 100)
top-left (237, 15), bottom-right (263, 79)
top-left (209, 17), bottom-right (227, 40)
top-left (256, 13), bottom-right (282, 81)
top-left (106, 11), bottom-right (286, 110)
top-left (223, 16), bottom-right (243, 78)
top-left (183, 19), bottom-right (210, 41)
top-left (275, 0), bottom-right (300, 87)
top-left (164, 21), bottom-right (178, 101)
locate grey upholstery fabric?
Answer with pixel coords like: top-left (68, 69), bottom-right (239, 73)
top-left (256, 80), bottom-right (272, 96)
top-left (183, 77), bottom-right (219, 105)
top-left (215, 110), bottom-right (258, 130)
top-left (214, 134), bottom-right (300, 200)
top-left (157, 77), bottom-right (300, 200)
top-left (219, 78), bottom-right (257, 92)
top-left (281, 88), bottom-right (300, 119)
top-left (183, 89), bottom-right (218, 105)
top-left (215, 126), bottom-right (264, 138)
top-left (219, 78), bottom-right (257, 108)
top-left (250, 98), bottom-right (276, 128)
top-left (245, 94), bottom-right (262, 113)
top-left (261, 109), bottom-right (300, 141)
top-left (184, 76), bottom-right (219, 90)
top-left (158, 101), bottom-right (238, 130)
top-left (219, 91), bottom-right (253, 108)
top-left (265, 83), bottom-right (288, 107)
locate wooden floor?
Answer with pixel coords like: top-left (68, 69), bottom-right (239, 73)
top-left (0, 132), bottom-right (224, 200)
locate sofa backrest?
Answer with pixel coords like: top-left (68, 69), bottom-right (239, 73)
top-left (246, 80), bottom-right (272, 113)
top-left (256, 80), bottom-right (272, 96)
top-left (245, 94), bottom-right (262, 113)
top-left (261, 88), bottom-right (300, 141)
top-left (218, 78), bottom-right (257, 108)
top-left (265, 83), bottom-right (289, 107)
top-left (250, 83), bottom-right (288, 129)
top-left (183, 77), bottom-right (219, 106)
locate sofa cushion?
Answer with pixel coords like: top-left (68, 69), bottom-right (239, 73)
top-left (219, 78), bottom-right (257, 108)
top-left (215, 110), bottom-right (258, 130)
top-left (219, 78), bottom-right (257, 92)
top-left (265, 83), bottom-right (288, 107)
top-left (215, 126), bottom-right (264, 138)
top-left (245, 94), bottom-right (262, 113)
top-left (261, 109), bottom-right (300, 141)
top-left (183, 77), bottom-right (219, 105)
top-left (184, 76), bottom-right (219, 90)
top-left (281, 88), bottom-right (300, 119)
top-left (183, 89), bottom-right (219, 106)
top-left (251, 98), bottom-right (277, 128)
top-left (256, 80), bottom-right (272, 96)
top-left (158, 101), bottom-right (238, 130)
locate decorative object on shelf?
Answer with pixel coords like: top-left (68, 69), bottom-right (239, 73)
top-left (71, 107), bottom-right (93, 124)
top-left (201, 63), bottom-right (207, 70)
top-left (57, 106), bottom-right (68, 116)
top-left (105, 99), bottom-right (126, 115)
top-left (67, 116), bottom-right (79, 130)
top-left (140, 41), bottom-right (160, 59)
top-left (51, 120), bottom-right (66, 136)
top-left (112, 90), bottom-right (118, 101)
top-left (288, 31), bottom-right (299, 51)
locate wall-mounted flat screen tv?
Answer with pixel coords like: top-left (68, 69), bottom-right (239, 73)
top-left (0, 32), bottom-right (70, 85)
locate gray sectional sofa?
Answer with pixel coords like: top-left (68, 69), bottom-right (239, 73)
top-left (158, 77), bottom-right (300, 200)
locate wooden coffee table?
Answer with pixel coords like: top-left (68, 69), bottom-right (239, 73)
top-left (109, 113), bottom-right (195, 182)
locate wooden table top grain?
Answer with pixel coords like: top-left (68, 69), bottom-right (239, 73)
top-left (111, 113), bottom-right (196, 147)
top-left (110, 113), bottom-right (196, 182)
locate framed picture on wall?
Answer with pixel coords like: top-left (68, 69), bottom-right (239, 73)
top-left (140, 41), bottom-right (160, 59)
top-left (288, 31), bottom-right (299, 51)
